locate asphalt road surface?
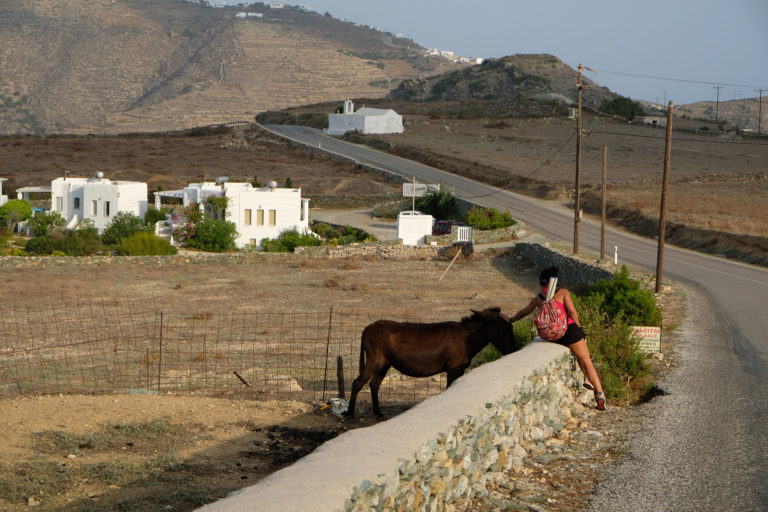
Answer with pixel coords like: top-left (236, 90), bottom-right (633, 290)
top-left (265, 125), bottom-right (768, 511)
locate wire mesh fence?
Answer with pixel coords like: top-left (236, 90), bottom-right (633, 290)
top-left (0, 299), bottom-right (446, 408)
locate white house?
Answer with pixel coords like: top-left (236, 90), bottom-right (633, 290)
top-left (0, 178), bottom-right (7, 207)
top-left (157, 179), bottom-right (311, 249)
top-left (325, 100), bottom-right (403, 136)
top-left (50, 172), bottom-right (148, 232)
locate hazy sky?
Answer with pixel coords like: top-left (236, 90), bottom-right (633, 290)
top-left (224, 0), bottom-right (768, 105)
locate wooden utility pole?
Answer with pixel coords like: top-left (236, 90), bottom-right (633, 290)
top-left (755, 89), bottom-right (766, 136)
top-left (573, 64), bottom-right (596, 254)
top-left (713, 86), bottom-right (723, 122)
top-left (601, 145), bottom-right (607, 260)
top-left (656, 101), bottom-right (674, 294)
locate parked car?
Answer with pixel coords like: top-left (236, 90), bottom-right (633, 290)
top-left (432, 220), bottom-right (467, 236)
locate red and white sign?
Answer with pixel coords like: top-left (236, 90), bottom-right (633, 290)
top-left (632, 326), bottom-right (661, 353)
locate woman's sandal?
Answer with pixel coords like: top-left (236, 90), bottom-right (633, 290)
top-left (595, 392), bottom-right (606, 411)
top-left (583, 378), bottom-right (595, 391)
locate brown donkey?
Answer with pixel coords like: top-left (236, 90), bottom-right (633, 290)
top-left (346, 307), bottom-right (519, 418)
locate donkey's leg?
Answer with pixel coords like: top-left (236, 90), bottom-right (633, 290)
top-left (346, 359), bottom-right (379, 418)
top-left (369, 364), bottom-right (391, 418)
top-left (445, 366), bottom-right (467, 387)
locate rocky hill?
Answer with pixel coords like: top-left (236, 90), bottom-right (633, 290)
top-left (0, 0), bottom-right (464, 135)
top-left (388, 54), bottom-right (616, 112)
top-left (673, 98), bottom-right (765, 133)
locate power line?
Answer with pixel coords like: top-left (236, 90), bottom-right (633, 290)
top-left (455, 131), bottom-right (575, 200)
top-left (587, 129), bottom-right (768, 146)
top-left (598, 69), bottom-right (767, 90)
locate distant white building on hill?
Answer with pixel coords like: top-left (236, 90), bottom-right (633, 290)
top-left (325, 100), bottom-right (403, 136)
top-left (50, 173), bottom-right (148, 232)
top-left (156, 179), bottom-right (311, 249)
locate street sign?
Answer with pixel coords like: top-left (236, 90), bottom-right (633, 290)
top-left (403, 183), bottom-right (440, 198)
top-left (632, 326), bottom-right (661, 353)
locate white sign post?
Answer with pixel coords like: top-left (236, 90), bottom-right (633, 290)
top-left (632, 326), bottom-right (661, 353)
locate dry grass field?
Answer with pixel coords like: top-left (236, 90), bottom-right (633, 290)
top-left (0, 249), bottom-right (540, 511)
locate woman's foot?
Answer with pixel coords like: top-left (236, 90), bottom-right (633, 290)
top-left (583, 378), bottom-right (595, 391)
top-left (595, 392), bottom-right (606, 411)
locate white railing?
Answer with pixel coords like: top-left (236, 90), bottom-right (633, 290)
top-left (456, 225), bottom-right (472, 242)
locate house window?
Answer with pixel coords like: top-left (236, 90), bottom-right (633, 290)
top-left (73, 197), bottom-right (80, 210)
top-left (91, 200), bottom-right (98, 216)
top-left (268, 210), bottom-right (276, 226)
top-left (55, 196), bottom-right (63, 212)
top-left (104, 201), bottom-right (111, 217)
top-left (249, 239), bottom-right (257, 247)
top-left (256, 209), bottom-right (264, 226)
top-left (244, 209), bottom-right (252, 226)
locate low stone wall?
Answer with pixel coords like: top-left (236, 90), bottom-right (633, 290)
top-left (511, 242), bottom-right (615, 289)
top-left (196, 342), bottom-right (589, 512)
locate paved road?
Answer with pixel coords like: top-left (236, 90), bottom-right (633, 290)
top-left (265, 125), bottom-right (768, 511)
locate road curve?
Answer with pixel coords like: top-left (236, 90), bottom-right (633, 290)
top-left (264, 124), bottom-right (768, 511)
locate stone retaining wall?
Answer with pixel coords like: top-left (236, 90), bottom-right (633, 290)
top-left (511, 242), bottom-right (615, 289)
top-left (196, 342), bottom-right (589, 512)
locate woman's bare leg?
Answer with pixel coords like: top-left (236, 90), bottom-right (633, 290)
top-left (569, 338), bottom-right (603, 394)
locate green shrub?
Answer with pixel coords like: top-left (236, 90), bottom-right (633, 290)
top-left (52, 227), bottom-right (102, 256)
top-left (0, 199), bottom-right (32, 232)
top-left (119, 232), bottom-right (178, 256)
top-left (576, 299), bottom-right (651, 401)
top-left (27, 211), bottom-right (66, 237)
top-left (143, 207), bottom-right (168, 228)
top-left (102, 212), bottom-right (145, 246)
top-left (313, 222), bottom-right (341, 240)
top-left (261, 229), bottom-right (322, 252)
top-left (465, 206), bottom-right (515, 230)
top-left (26, 235), bottom-right (57, 255)
top-left (582, 266), bottom-right (661, 326)
top-left (415, 188), bottom-right (458, 220)
top-left (187, 219), bottom-right (238, 252)
top-left (600, 95), bottom-right (645, 120)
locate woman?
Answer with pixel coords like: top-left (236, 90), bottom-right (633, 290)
top-left (502, 266), bottom-right (606, 411)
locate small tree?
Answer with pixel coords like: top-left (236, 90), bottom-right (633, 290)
top-left (0, 199), bottom-right (32, 232)
top-left (600, 96), bottom-right (645, 121)
top-left (187, 219), bottom-right (238, 252)
top-left (27, 211), bottom-right (66, 237)
top-left (415, 188), bottom-right (458, 220)
top-left (102, 212), bottom-right (145, 246)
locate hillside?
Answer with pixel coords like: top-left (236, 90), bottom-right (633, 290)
top-left (389, 54), bottom-right (615, 111)
top-left (0, 0), bottom-right (463, 135)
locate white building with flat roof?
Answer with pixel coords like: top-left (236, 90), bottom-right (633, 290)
top-left (325, 100), bottom-right (403, 136)
top-left (50, 173), bottom-right (148, 232)
top-left (157, 179), bottom-right (311, 249)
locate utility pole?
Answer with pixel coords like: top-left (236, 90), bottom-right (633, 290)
top-left (574, 63), bottom-right (596, 254)
top-left (713, 86), bottom-right (723, 122)
top-left (656, 101), bottom-right (674, 294)
top-left (755, 89), bottom-right (766, 136)
top-left (601, 145), bottom-right (607, 260)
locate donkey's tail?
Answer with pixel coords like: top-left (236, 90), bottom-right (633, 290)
top-left (358, 333), bottom-right (366, 375)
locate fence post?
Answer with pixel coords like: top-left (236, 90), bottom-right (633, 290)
top-left (322, 306), bottom-right (333, 401)
top-left (158, 312), bottom-right (163, 394)
top-left (336, 355), bottom-right (345, 400)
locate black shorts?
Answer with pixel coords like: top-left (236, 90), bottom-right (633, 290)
top-left (551, 323), bottom-right (586, 347)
